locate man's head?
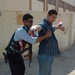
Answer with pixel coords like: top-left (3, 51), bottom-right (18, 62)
top-left (23, 13), bottom-right (33, 27)
top-left (47, 9), bottom-right (58, 24)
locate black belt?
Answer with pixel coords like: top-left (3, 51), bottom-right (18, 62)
top-left (7, 49), bottom-right (21, 55)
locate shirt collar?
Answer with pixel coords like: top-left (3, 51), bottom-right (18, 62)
top-left (43, 18), bottom-right (52, 26)
top-left (24, 25), bottom-right (29, 31)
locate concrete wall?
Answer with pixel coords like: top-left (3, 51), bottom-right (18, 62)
top-left (71, 13), bottom-right (75, 45)
top-left (0, 11), bottom-right (75, 59)
top-left (0, 0), bottom-right (29, 11)
top-left (32, 0), bottom-right (43, 11)
top-left (53, 12), bottom-right (75, 50)
top-left (0, 0), bottom-right (72, 12)
top-left (63, 0), bottom-right (75, 6)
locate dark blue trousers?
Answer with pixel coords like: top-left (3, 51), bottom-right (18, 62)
top-left (7, 53), bottom-right (25, 75)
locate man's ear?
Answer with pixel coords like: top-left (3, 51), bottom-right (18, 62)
top-left (23, 20), bottom-right (27, 23)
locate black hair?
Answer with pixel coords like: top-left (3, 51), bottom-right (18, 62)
top-left (48, 9), bottom-right (58, 16)
top-left (23, 13), bottom-right (33, 22)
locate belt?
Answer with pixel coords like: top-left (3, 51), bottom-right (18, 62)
top-left (7, 49), bottom-right (21, 55)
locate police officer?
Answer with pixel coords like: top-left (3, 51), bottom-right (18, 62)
top-left (5, 13), bottom-right (52, 75)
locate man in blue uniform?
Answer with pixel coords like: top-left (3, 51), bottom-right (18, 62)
top-left (31, 9), bottom-right (65, 75)
top-left (5, 13), bottom-right (52, 75)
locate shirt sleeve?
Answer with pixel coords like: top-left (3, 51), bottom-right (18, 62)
top-left (14, 28), bottom-right (37, 44)
top-left (39, 24), bottom-right (46, 34)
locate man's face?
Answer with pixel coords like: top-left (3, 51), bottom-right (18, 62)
top-left (47, 14), bottom-right (57, 24)
top-left (23, 18), bottom-right (33, 27)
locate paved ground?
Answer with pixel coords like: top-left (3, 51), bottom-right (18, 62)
top-left (0, 44), bottom-right (75, 75)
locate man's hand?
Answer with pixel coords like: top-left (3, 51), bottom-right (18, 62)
top-left (35, 30), bottom-right (52, 43)
top-left (45, 30), bottom-right (52, 37)
top-left (55, 26), bottom-right (65, 31)
top-left (59, 27), bottom-right (65, 31)
top-left (30, 25), bottom-right (42, 32)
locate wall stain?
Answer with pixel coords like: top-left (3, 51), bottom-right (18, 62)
top-left (17, 14), bottom-right (23, 25)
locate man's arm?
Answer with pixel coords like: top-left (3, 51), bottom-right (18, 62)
top-left (18, 29), bottom-right (52, 44)
top-left (35, 30), bottom-right (52, 43)
top-left (54, 26), bottom-right (65, 31)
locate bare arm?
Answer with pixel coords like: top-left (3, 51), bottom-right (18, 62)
top-left (18, 28), bottom-right (52, 44)
top-left (54, 26), bottom-right (65, 31)
top-left (35, 30), bottom-right (52, 43)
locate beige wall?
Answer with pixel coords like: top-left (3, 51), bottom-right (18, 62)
top-left (71, 13), bottom-right (75, 45)
top-left (32, 0), bottom-right (43, 11)
top-left (48, 4), bottom-right (55, 10)
top-left (55, 13), bottom-right (75, 50)
top-left (0, 11), bottom-right (75, 58)
top-left (63, 0), bottom-right (75, 6)
top-left (0, 0), bottom-right (29, 11)
top-left (0, 0), bottom-right (73, 12)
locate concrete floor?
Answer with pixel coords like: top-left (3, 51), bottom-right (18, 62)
top-left (0, 44), bottom-right (75, 75)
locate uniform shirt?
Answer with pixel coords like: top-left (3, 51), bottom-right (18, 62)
top-left (14, 25), bottom-right (38, 45)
